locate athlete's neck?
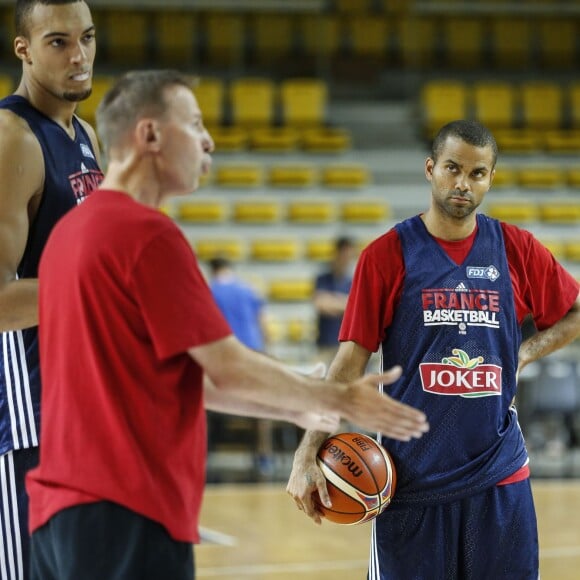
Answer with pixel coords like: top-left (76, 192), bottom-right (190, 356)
top-left (420, 210), bottom-right (477, 241)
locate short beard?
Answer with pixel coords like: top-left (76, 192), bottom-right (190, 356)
top-left (437, 198), bottom-right (478, 220)
top-left (62, 88), bottom-right (92, 103)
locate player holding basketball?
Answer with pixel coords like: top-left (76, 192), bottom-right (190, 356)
top-left (0, 1), bottom-right (101, 578)
top-left (287, 120), bottom-right (580, 579)
top-left (26, 70), bottom-right (428, 580)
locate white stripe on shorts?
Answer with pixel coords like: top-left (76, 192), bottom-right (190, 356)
top-left (0, 452), bottom-right (23, 580)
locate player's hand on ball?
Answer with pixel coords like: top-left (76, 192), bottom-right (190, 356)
top-left (342, 366), bottom-right (429, 440)
top-left (287, 450), bottom-right (329, 525)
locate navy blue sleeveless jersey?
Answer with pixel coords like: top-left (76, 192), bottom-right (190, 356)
top-left (0, 95), bottom-right (103, 455)
top-left (380, 214), bottom-right (527, 507)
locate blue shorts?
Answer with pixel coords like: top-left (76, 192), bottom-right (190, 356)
top-left (0, 447), bottom-right (39, 580)
top-left (368, 479), bottom-right (538, 580)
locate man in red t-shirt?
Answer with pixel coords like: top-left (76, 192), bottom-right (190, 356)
top-left (287, 120), bottom-right (580, 579)
top-left (26, 71), bottom-right (429, 580)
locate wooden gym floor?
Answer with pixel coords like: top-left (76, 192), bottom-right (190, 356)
top-left (196, 480), bottom-right (580, 580)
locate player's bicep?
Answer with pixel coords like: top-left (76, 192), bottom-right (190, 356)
top-left (0, 117), bottom-right (44, 282)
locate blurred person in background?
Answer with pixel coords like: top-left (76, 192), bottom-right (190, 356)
top-left (313, 236), bottom-right (357, 365)
top-left (208, 256), bottom-right (274, 479)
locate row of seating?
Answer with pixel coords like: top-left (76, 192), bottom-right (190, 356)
top-left (487, 201), bottom-right (580, 225)
top-left (175, 199), bottom-right (389, 225)
top-left (198, 163), bottom-right (370, 188)
top-left (2, 8), bottom-right (574, 71)
top-left (421, 80), bottom-right (580, 148)
top-left (193, 237), bottom-right (365, 263)
top-left (63, 74), bottom-right (351, 153)
top-left (494, 165), bottom-right (580, 188)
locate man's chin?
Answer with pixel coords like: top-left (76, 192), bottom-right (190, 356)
top-left (63, 89), bottom-right (92, 103)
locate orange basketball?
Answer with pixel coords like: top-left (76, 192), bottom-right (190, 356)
top-left (313, 432), bottom-right (396, 525)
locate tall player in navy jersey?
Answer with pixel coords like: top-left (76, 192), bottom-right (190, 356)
top-left (0, 1), bottom-right (102, 578)
top-left (288, 120), bottom-right (580, 579)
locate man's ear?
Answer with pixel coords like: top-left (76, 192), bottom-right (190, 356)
top-left (136, 119), bottom-right (161, 152)
top-left (425, 157), bottom-right (434, 182)
top-left (14, 36), bottom-right (31, 64)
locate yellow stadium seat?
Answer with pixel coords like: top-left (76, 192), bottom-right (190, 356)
top-left (494, 129), bottom-right (542, 153)
top-left (250, 239), bottom-right (300, 261)
top-left (492, 166), bottom-right (517, 187)
top-left (341, 201), bottom-right (389, 223)
top-left (0, 74), bottom-right (13, 96)
top-left (490, 18), bottom-right (533, 69)
top-left (268, 165), bottom-right (318, 188)
top-left (520, 82), bottom-right (563, 130)
top-left (567, 167), bottom-right (580, 188)
top-left (205, 13), bottom-right (244, 66)
top-left (193, 78), bottom-right (225, 127)
top-left (300, 128), bottom-right (351, 153)
top-left (214, 164), bottom-right (263, 187)
top-left (153, 11), bottom-right (196, 66)
top-left (230, 78), bottom-right (276, 128)
top-left (104, 11), bottom-right (149, 65)
top-left (207, 126), bottom-right (249, 153)
top-left (537, 239), bottom-right (566, 260)
top-left (306, 239), bottom-right (335, 262)
top-left (517, 166), bottom-right (565, 189)
top-left (263, 316), bottom-right (286, 344)
top-left (76, 75), bottom-right (116, 127)
top-left (194, 239), bottom-right (245, 261)
top-left (565, 241), bottom-right (580, 262)
top-left (443, 18), bottom-right (485, 69)
top-left (538, 19), bottom-right (577, 69)
top-left (472, 82), bottom-right (516, 130)
top-left (539, 203), bottom-right (580, 224)
top-left (543, 131), bottom-right (580, 153)
top-left (280, 78), bottom-right (328, 128)
top-left (250, 14), bottom-right (296, 64)
top-left (322, 165), bottom-right (370, 187)
top-left (568, 83), bottom-right (580, 130)
top-left (286, 318), bottom-right (315, 343)
top-left (300, 15), bottom-right (340, 58)
top-left (177, 201), bottom-right (228, 223)
top-left (287, 201), bottom-right (335, 224)
top-left (486, 202), bottom-right (539, 224)
top-left (249, 127), bottom-right (300, 152)
top-left (421, 81), bottom-right (468, 139)
top-left (398, 17), bottom-right (437, 68)
top-left (233, 201), bottom-right (282, 223)
top-left (347, 16), bottom-right (389, 60)
top-left (269, 279), bottom-right (314, 301)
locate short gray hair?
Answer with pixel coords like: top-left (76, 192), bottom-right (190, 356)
top-left (96, 69), bottom-right (195, 154)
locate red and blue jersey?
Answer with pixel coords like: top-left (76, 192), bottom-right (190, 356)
top-left (0, 96), bottom-right (102, 455)
top-left (341, 213), bottom-right (579, 506)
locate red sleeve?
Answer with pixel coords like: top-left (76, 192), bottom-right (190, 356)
top-left (339, 229), bottom-right (405, 352)
top-left (502, 222), bottom-right (580, 329)
top-left (131, 227), bottom-right (232, 359)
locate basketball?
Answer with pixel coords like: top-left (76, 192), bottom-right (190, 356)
top-left (313, 432), bottom-right (397, 525)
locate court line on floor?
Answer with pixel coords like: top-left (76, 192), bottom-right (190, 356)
top-left (197, 559), bottom-right (368, 577)
top-left (196, 546), bottom-right (580, 577)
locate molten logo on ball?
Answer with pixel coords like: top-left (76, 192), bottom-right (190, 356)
top-left (314, 432), bottom-right (397, 525)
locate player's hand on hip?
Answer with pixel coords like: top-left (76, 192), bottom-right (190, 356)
top-left (286, 453), bottom-right (328, 525)
top-left (343, 366), bottom-right (429, 439)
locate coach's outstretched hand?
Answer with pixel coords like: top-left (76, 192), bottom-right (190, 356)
top-left (287, 366), bottom-right (429, 524)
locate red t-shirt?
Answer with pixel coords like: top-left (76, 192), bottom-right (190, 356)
top-left (340, 218), bottom-right (579, 486)
top-left (341, 220), bottom-right (579, 350)
top-left (27, 190), bottom-right (232, 543)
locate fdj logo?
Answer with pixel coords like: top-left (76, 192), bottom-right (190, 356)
top-left (466, 265), bottom-right (500, 282)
